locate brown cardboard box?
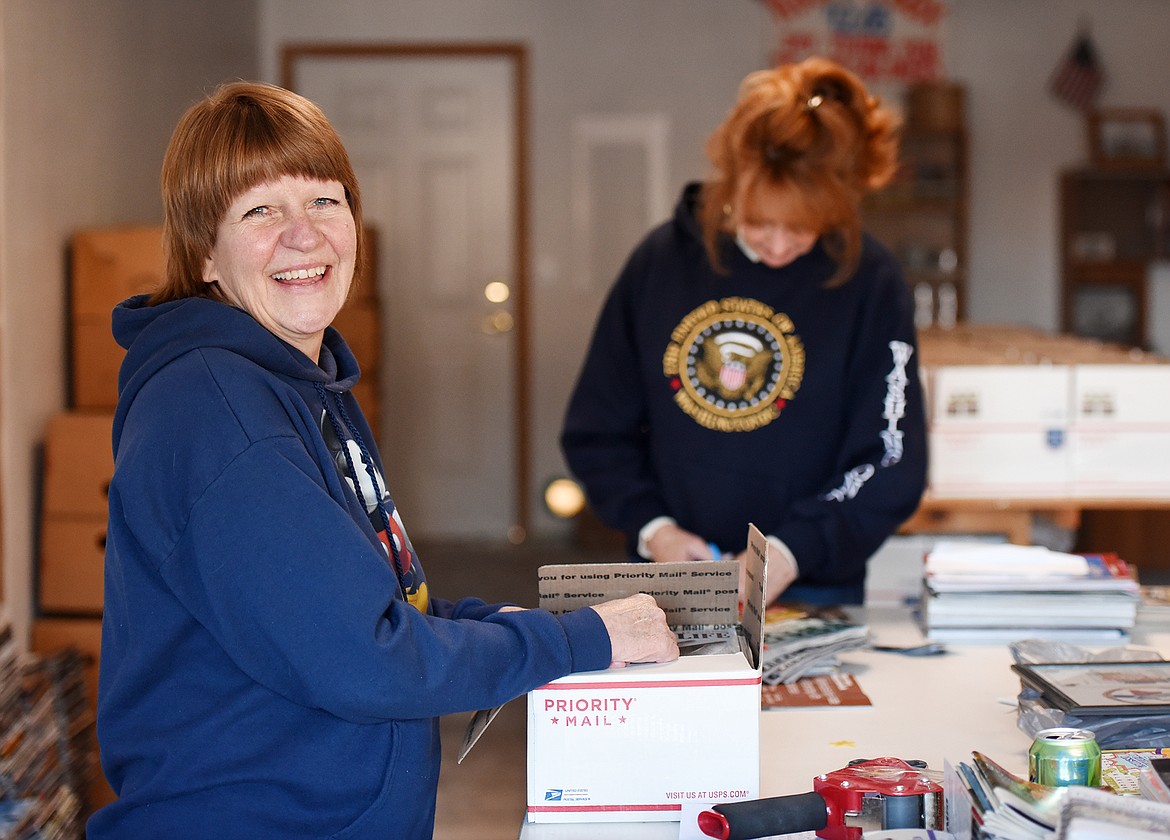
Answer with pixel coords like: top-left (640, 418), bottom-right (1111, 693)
top-left (42, 412), bottom-right (115, 517)
top-left (71, 226), bottom-right (165, 318)
top-left (72, 317), bottom-right (126, 409)
top-left (39, 517), bottom-right (106, 614)
top-left (333, 300), bottom-right (381, 373)
top-left (71, 226), bottom-right (164, 409)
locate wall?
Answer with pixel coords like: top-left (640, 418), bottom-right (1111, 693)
top-left (948, 0), bottom-right (1170, 330)
top-left (259, 0), bottom-right (1170, 536)
top-left (0, 0), bottom-right (258, 644)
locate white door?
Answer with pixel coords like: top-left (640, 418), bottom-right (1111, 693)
top-left (294, 52), bottom-right (520, 541)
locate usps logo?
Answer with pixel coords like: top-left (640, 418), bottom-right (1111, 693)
top-left (544, 789), bottom-right (563, 801)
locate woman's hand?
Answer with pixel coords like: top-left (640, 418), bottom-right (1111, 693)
top-left (591, 593), bottom-right (679, 668)
top-left (645, 523), bottom-right (716, 563)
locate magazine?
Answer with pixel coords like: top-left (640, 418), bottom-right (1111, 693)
top-left (759, 604), bottom-right (869, 685)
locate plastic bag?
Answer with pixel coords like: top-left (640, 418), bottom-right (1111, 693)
top-left (1009, 639), bottom-right (1170, 750)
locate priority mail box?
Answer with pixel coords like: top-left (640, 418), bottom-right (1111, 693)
top-left (927, 365), bottom-right (1072, 497)
top-left (1070, 364), bottom-right (1170, 498)
top-left (522, 525), bottom-right (768, 823)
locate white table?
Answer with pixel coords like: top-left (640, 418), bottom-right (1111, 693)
top-left (518, 606), bottom-right (1170, 838)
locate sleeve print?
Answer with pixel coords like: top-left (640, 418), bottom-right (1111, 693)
top-left (822, 339), bottom-right (913, 502)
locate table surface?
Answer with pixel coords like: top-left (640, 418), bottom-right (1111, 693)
top-left (518, 605), bottom-right (1170, 839)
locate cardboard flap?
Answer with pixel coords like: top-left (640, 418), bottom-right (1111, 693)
top-left (742, 524), bottom-right (769, 670)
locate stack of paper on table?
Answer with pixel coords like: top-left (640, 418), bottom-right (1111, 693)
top-left (759, 604), bottom-right (869, 685)
top-left (921, 542), bottom-right (1140, 644)
top-left (1137, 585), bottom-right (1170, 628)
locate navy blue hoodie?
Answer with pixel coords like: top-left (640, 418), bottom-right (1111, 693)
top-left (91, 294), bottom-right (610, 839)
top-left (562, 184), bottom-right (927, 597)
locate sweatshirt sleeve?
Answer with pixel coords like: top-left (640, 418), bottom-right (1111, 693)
top-left (561, 243), bottom-right (669, 539)
top-left (770, 259), bottom-right (928, 586)
top-left (155, 437), bottom-right (612, 723)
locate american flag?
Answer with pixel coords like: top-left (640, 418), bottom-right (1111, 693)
top-left (1048, 32), bottom-right (1105, 111)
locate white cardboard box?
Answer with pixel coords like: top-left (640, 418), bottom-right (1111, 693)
top-left (927, 365), bottom-right (1072, 498)
top-left (928, 365), bottom-right (1071, 427)
top-left (928, 427), bottom-right (1071, 498)
top-left (522, 525), bottom-right (769, 824)
top-left (1070, 364), bottom-right (1170, 498)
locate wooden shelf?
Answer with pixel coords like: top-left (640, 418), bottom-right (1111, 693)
top-left (1059, 168), bottom-right (1170, 348)
top-left (901, 495), bottom-right (1170, 546)
top-left (863, 84), bottom-right (968, 327)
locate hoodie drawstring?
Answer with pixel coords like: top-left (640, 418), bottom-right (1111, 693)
top-left (313, 382), bottom-right (408, 598)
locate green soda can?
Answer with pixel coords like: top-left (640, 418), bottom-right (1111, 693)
top-left (1028, 727), bottom-right (1101, 787)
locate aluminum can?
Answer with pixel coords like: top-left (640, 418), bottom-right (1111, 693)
top-left (1028, 727), bottom-right (1101, 787)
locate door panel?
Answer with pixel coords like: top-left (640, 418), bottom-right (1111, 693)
top-left (295, 53), bottom-right (518, 540)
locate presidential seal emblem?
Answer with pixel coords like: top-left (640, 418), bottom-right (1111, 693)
top-left (662, 297), bottom-right (805, 432)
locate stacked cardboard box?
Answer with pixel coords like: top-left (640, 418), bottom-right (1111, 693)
top-left (918, 325), bottom-right (1170, 499)
top-left (67, 224), bottom-right (383, 425)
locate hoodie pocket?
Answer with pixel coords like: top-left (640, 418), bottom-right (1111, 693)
top-left (329, 719), bottom-right (438, 840)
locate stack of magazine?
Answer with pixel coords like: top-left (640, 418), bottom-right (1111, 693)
top-left (0, 611), bottom-right (84, 840)
top-left (1137, 585), bottom-right (1170, 628)
top-left (949, 751), bottom-right (1170, 839)
top-left (920, 542), bottom-right (1141, 644)
top-left (760, 604), bottom-right (869, 685)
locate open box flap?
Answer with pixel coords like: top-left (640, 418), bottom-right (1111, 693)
top-left (460, 523), bottom-right (768, 762)
top-left (742, 522), bottom-right (769, 670)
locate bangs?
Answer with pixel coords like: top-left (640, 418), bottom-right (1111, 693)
top-left (200, 101), bottom-right (357, 217)
top-left (157, 81), bottom-right (364, 304)
top-left (738, 171), bottom-right (848, 234)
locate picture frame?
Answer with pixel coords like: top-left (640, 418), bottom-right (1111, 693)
top-left (1012, 661), bottom-right (1170, 716)
top-left (1088, 109), bottom-right (1167, 171)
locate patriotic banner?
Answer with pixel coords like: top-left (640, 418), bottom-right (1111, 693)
top-left (1048, 30), bottom-right (1105, 112)
top-left (760, 0), bottom-right (948, 84)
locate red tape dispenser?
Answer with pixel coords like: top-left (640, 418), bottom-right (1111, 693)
top-left (697, 756), bottom-right (944, 840)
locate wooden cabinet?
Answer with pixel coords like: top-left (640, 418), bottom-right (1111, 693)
top-left (863, 83), bottom-right (968, 329)
top-left (1059, 169), bottom-right (1170, 348)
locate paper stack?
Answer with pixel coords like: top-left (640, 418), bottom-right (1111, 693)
top-left (760, 604), bottom-right (869, 685)
top-left (949, 751), bottom-right (1170, 840)
top-left (1136, 585), bottom-right (1170, 628)
top-left (921, 542), bottom-right (1140, 644)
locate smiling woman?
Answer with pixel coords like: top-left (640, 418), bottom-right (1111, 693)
top-left (89, 81), bottom-right (677, 840)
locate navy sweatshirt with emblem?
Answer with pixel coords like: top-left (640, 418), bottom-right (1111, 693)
top-left (561, 184), bottom-right (928, 595)
top-left (91, 294), bottom-right (611, 840)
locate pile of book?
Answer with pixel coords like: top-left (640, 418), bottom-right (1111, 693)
top-left (1137, 756), bottom-right (1170, 803)
top-left (1137, 585), bottom-right (1170, 628)
top-left (760, 604), bottom-right (869, 685)
top-left (920, 542), bottom-right (1141, 644)
top-left (952, 750), bottom-right (1170, 839)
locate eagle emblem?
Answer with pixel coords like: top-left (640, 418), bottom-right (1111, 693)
top-left (663, 297), bottom-right (804, 432)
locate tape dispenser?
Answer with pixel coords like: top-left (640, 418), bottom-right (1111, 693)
top-left (697, 756), bottom-right (944, 840)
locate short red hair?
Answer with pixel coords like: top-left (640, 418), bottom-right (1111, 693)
top-left (154, 81), bottom-right (365, 304)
